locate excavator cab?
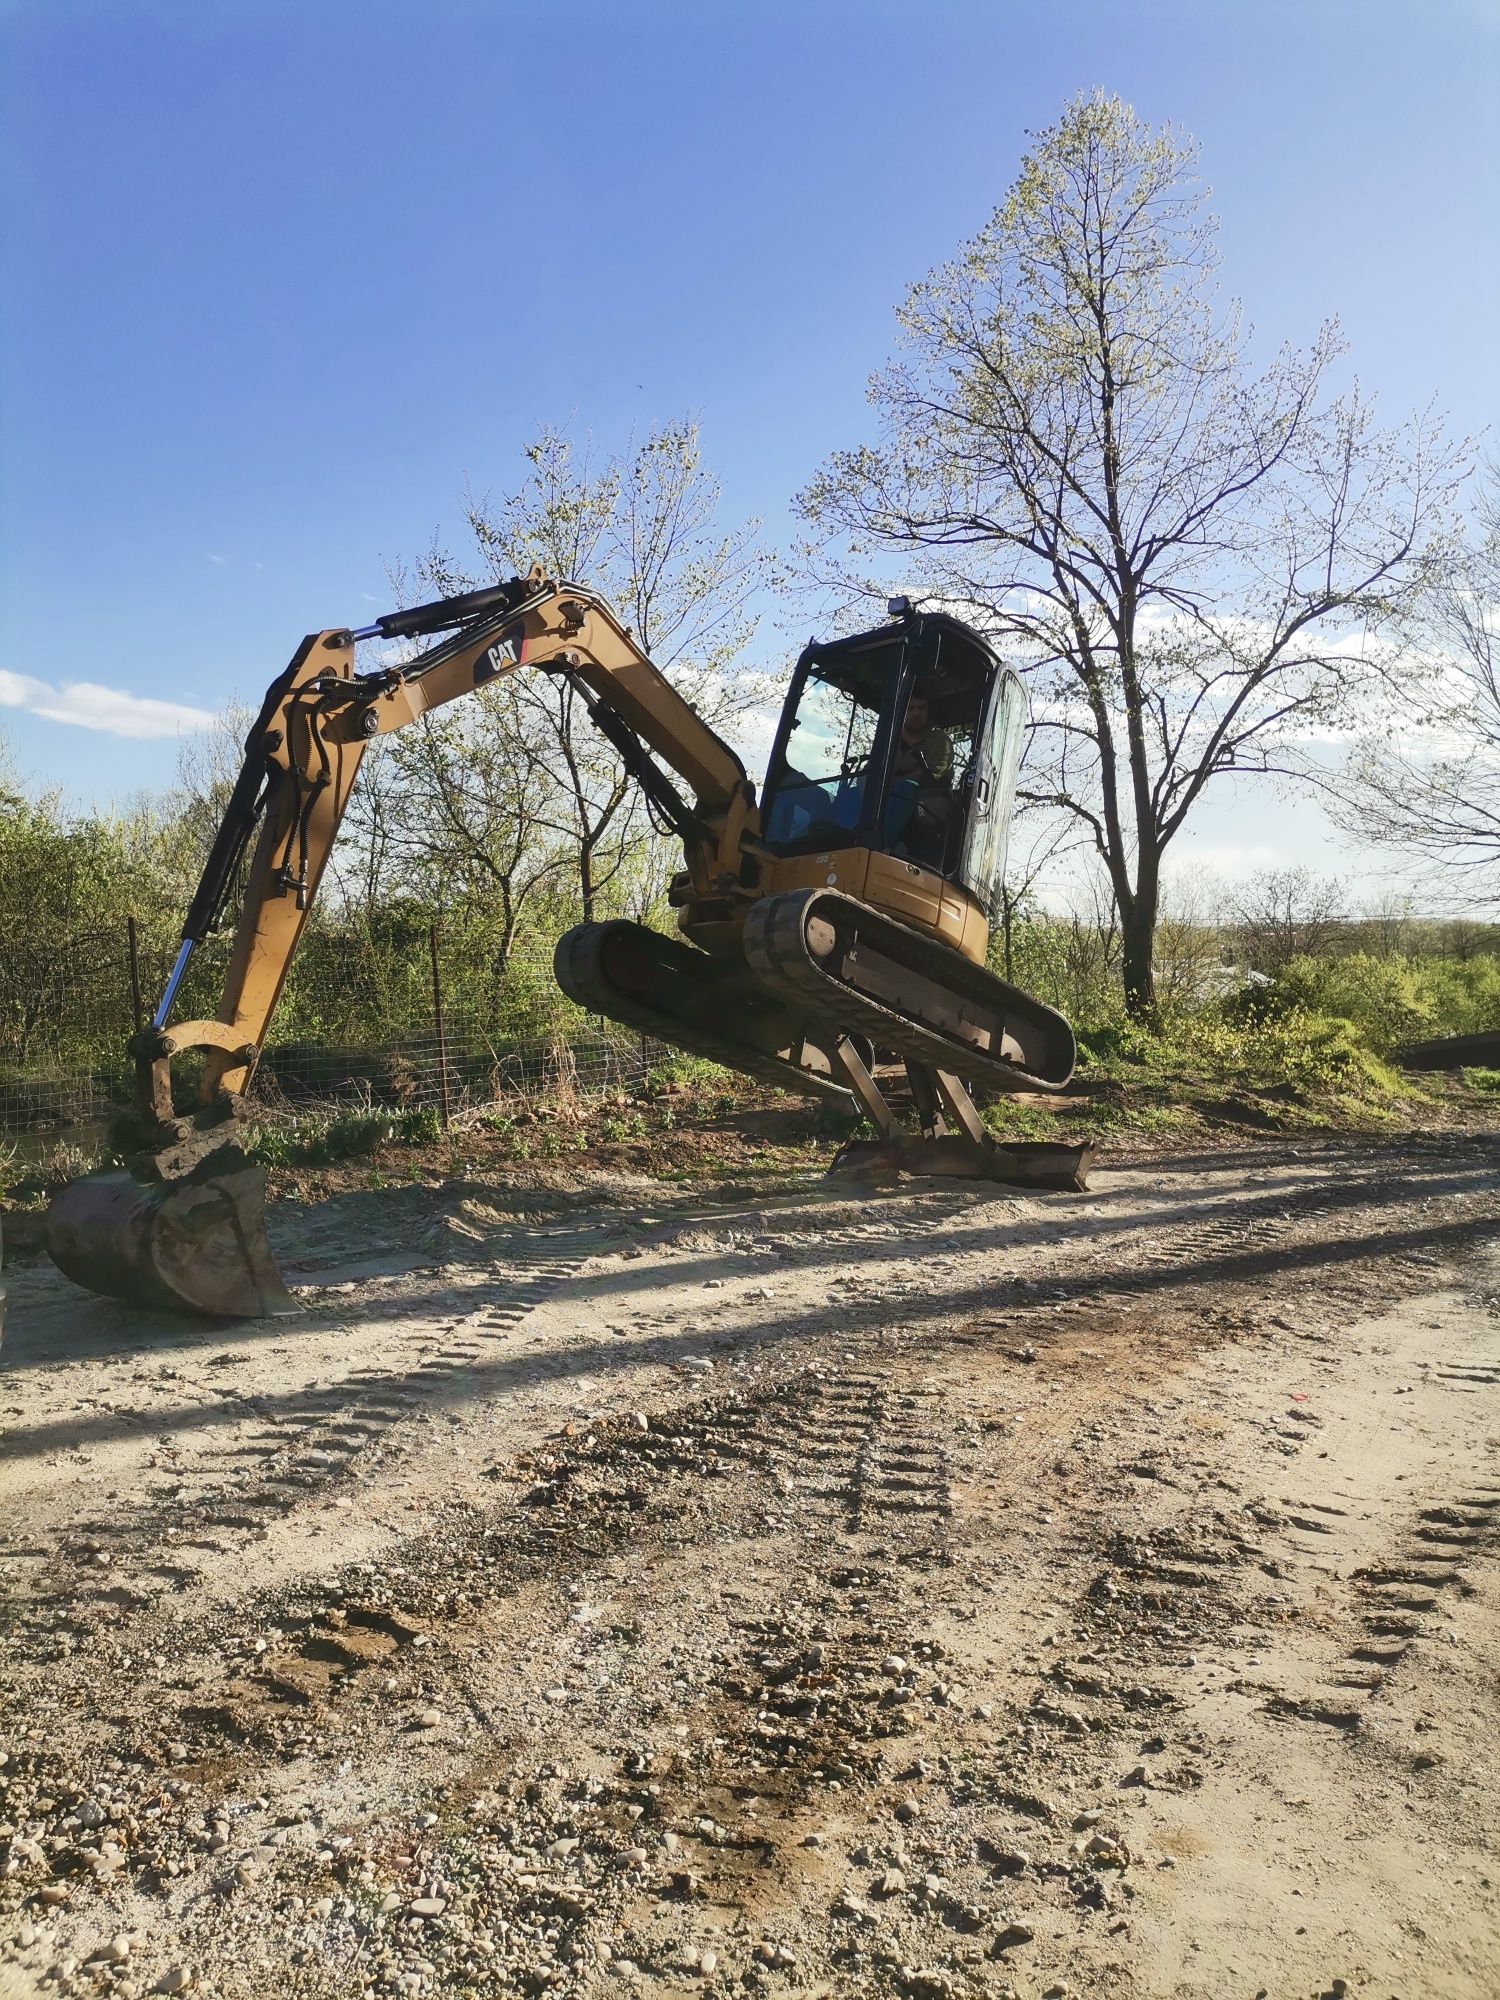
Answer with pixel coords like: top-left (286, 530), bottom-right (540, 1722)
top-left (761, 603), bottom-right (1025, 920)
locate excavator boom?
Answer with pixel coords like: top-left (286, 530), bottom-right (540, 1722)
top-left (148, 571), bottom-right (754, 1111)
top-left (45, 571), bottom-right (762, 1318)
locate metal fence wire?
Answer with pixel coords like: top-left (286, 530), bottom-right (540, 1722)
top-left (0, 920), bottom-right (676, 1136)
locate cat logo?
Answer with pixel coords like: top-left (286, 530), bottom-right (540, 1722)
top-left (475, 631), bottom-right (523, 685)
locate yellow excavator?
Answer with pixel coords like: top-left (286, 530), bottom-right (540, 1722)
top-left (44, 570), bottom-right (1084, 1318)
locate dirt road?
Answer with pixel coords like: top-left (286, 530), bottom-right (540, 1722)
top-left (2, 1132), bottom-right (1498, 1999)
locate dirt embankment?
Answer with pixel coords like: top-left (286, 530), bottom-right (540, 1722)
top-left (2, 1130), bottom-right (1498, 1999)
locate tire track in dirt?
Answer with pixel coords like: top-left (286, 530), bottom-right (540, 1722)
top-left (0, 1357), bottom-right (983, 2000)
top-left (5, 1143), bottom-right (1500, 1999)
top-left (192, 1365), bottom-right (956, 1753)
top-left (616, 1371), bottom-right (954, 1532)
top-left (2, 1232), bottom-right (607, 1656)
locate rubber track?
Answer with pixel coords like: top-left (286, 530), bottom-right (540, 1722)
top-left (744, 889), bottom-right (1067, 1096)
top-left (554, 921), bottom-right (852, 1105)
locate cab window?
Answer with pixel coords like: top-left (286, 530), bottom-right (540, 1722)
top-left (763, 655), bottom-right (888, 846)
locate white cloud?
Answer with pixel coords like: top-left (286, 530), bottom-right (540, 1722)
top-left (0, 669), bottom-right (216, 741)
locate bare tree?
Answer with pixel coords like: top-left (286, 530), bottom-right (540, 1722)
top-left (1230, 866), bottom-right (1347, 974)
top-left (1359, 892), bottom-right (1418, 959)
top-left (1332, 465), bottom-right (1500, 905)
top-left (405, 419), bottom-right (766, 924)
top-left (1055, 868), bottom-right (1125, 1024)
top-left (365, 690), bottom-right (565, 977)
top-left (796, 90), bottom-right (1466, 1018)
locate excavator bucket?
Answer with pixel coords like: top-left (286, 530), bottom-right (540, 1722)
top-left (44, 1146), bottom-right (296, 1319)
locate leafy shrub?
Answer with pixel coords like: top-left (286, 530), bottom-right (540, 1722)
top-left (244, 1123), bottom-right (296, 1168)
top-left (1005, 914), bottom-right (1126, 1032)
top-left (1180, 1008), bottom-right (1401, 1102)
top-left (394, 1105), bottom-right (442, 1145)
top-left (1272, 954), bottom-right (1433, 1050)
top-left (647, 1052), bottom-right (733, 1093)
top-left (312, 1111), bottom-right (393, 1160)
top-left (1240, 952), bottom-right (1500, 1053)
top-left (598, 1112), bottom-right (647, 1141)
top-left (1075, 1020), bottom-right (1161, 1073)
top-left (1075, 1001), bottom-right (1405, 1117)
top-left (1419, 956), bottom-right (1500, 1039)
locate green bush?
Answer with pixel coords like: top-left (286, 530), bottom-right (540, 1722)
top-left (394, 1104), bottom-right (442, 1146)
top-left (598, 1111), bottom-right (648, 1141)
top-left (1248, 952), bottom-right (1500, 1053)
top-left (1420, 956), bottom-right (1500, 1039)
top-left (1004, 915), bottom-right (1126, 1033)
top-left (1075, 1001), bottom-right (1405, 1115)
top-left (1187, 1008), bottom-right (1401, 1101)
top-left (1075, 1020), bottom-right (1161, 1073)
top-left (647, 1052), bottom-right (732, 1092)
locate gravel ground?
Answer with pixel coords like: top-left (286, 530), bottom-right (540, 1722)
top-left (2, 1130), bottom-right (1498, 1999)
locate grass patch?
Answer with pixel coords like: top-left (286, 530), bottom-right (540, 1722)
top-left (1019, 1001), bottom-right (1429, 1138)
top-left (647, 1052), bottom-right (738, 1094)
top-left (247, 1103), bottom-right (443, 1168)
top-left (0, 1135), bottom-right (123, 1208)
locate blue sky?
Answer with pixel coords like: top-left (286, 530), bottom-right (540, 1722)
top-left (2, 0), bottom-right (1496, 886)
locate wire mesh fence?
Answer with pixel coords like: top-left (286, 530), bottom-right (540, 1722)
top-left (0, 918), bottom-right (678, 1137)
top-left (0, 924), bottom-right (141, 1130)
top-left (248, 1019), bottom-right (668, 1124)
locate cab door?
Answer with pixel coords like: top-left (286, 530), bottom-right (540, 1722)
top-left (957, 668), bottom-right (1026, 916)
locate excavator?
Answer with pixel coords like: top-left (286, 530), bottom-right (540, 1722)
top-left (44, 569), bottom-right (1085, 1319)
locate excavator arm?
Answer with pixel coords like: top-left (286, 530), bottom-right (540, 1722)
top-left (138, 570), bottom-right (759, 1121)
top-left (44, 572), bottom-right (762, 1319)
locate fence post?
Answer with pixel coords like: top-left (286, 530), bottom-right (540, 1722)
top-left (428, 924), bottom-right (452, 1129)
top-left (126, 915), bottom-right (145, 1031)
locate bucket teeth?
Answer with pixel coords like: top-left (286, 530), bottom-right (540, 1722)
top-left (44, 1142), bottom-right (296, 1320)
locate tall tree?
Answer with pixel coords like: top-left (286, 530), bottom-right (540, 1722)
top-left (797, 90), bottom-right (1465, 1018)
top-left (1332, 464), bottom-right (1500, 906)
top-left (365, 685), bottom-right (564, 976)
top-left (0, 744), bottom-right (184, 1065)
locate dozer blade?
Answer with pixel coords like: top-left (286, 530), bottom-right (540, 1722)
top-left (44, 1147), bottom-right (296, 1319)
top-left (829, 1134), bottom-right (1096, 1191)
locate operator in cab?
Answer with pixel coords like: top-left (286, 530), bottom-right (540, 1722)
top-left (892, 687), bottom-right (953, 787)
top-left (889, 685), bottom-right (955, 865)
